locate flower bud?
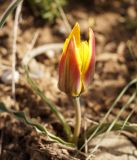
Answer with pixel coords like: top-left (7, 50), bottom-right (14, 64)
top-left (58, 23), bottom-right (95, 97)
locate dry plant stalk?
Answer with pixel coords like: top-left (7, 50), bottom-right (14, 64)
top-left (12, 1), bottom-right (22, 100)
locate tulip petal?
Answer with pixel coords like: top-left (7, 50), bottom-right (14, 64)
top-left (79, 41), bottom-right (90, 74)
top-left (83, 28), bottom-right (95, 89)
top-left (63, 23), bottom-right (80, 53)
top-left (58, 37), bottom-right (82, 97)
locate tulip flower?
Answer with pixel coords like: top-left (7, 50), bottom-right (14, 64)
top-left (58, 23), bottom-right (95, 144)
top-left (58, 23), bottom-right (95, 97)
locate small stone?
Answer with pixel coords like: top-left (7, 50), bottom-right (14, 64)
top-left (29, 59), bottom-right (44, 78)
top-left (1, 69), bottom-right (20, 84)
top-left (90, 133), bottom-right (137, 160)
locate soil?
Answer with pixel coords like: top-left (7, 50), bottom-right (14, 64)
top-left (0, 0), bottom-right (137, 160)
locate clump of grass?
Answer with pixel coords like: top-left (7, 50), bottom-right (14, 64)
top-left (27, 0), bottom-right (67, 22)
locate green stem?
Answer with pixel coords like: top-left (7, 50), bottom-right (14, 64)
top-left (72, 97), bottom-right (81, 144)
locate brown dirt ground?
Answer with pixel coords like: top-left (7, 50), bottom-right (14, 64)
top-left (0, 0), bottom-right (137, 159)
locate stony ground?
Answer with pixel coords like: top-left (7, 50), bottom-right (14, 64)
top-left (0, 0), bottom-right (137, 159)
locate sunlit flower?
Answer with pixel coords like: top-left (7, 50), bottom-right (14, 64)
top-left (58, 23), bottom-right (95, 97)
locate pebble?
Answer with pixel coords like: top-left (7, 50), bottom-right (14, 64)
top-left (1, 69), bottom-right (20, 84)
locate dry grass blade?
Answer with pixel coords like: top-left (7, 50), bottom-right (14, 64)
top-left (22, 43), bottom-right (63, 65)
top-left (55, 0), bottom-right (71, 33)
top-left (12, 1), bottom-right (22, 100)
top-left (0, 0), bottom-right (23, 28)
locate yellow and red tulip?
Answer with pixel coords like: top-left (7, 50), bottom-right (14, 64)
top-left (58, 23), bottom-right (95, 97)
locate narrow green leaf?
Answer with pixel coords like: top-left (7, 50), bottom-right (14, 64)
top-left (0, 0), bottom-right (23, 28)
top-left (105, 91), bottom-right (136, 134)
top-left (78, 78), bottom-right (137, 151)
top-left (85, 91), bottom-right (136, 159)
top-left (78, 121), bottom-right (137, 148)
top-left (0, 102), bottom-right (75, 148)
top-left (24, 65), bottom-right (72, 141)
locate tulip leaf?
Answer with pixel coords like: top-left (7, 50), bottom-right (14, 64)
top-left (24, 65), bottom-right (73, 141)
top-left (0, 0), bottom-right (23, 28)
top-left (78, 78), bottom-right (137, 151)
top-left (0, 102), bottom-right (75, 148)
top-left (79, 78), bottom-right (137, 150)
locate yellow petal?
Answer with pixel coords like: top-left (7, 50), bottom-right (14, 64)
top-left (79, 41), bottom-right (90, 75)
top-left (63, 23), bottom-right (81, 53)
top-left (82, 28), bottom-right (95, 89)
